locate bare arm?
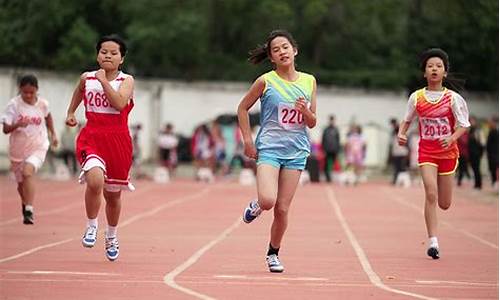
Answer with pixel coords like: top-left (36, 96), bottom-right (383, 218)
top-left (295, 78), bottom-right (317, 128)
top-left (237, 77), bottom-right (265, 159)
top-left (66, 73), bottom-right (86, 127)
top-left (397, 120), bottom-right (411, 145)
top-left (45, 113), bottom-right (58, 147)
top-left (440, 126), bottom-right (469, 149)
top-left (2, 119), bottom-right (28, 134)
top-left (95, 69), bottom-right (134, 111)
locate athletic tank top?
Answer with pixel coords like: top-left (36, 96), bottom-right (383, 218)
top-left (255, 70), bottom-right (315, 159)
top-left (83, 71), bottom-right (134, 130)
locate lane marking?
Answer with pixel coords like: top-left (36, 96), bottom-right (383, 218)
top-left (213, 274), bottom-right (329, 281)
top-left (326, 186), bottom-right (439, 300)
top-left (415, 280), bottom-right (498, 287)
top-left (0, 239), bottom-right (74, 264)
top-left (0, 202), bottom-right (82, 226)
top-left (6, 270), bottom-right (120, 276)
top-left (382, 188), bottom-right (498, 249)
top-left (163, 217), bottom-right (242, 300)
top-left (0, 277), bottom-right (497, 290)
top-left (0, 187), bottom-right (211, 264)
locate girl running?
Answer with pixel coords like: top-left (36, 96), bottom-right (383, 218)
top-left (65, 34), bottom-right (135, 261)
top-left (238, 30), bottom-right (317, 272)
top-left (398, 48), bottom-right (470, 259)
top-left (1, 74), bottom-right (58, 225)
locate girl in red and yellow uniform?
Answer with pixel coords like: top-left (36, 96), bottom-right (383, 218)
top-left (398, 48), bottom-right (470, 259)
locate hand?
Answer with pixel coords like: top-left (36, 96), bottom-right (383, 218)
top-left (398, 133), bottom-right (407, 146)
top-left (439, 136), bottom-right (454, 149)
top-left (243, 142), bottom-right (258, 160)
top-left (95, 69), bottom-right (107, 83)
top-left (15, 118), bottom-right (29, 128)
top-left (65, 114), bottom-right (78, 127)
top-left (294, 97), bottom-right (308, 113)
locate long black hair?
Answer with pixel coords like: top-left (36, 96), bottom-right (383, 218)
top-left (248, 29), bottom-right (298, 65)
top-left (419, 48), bottom-right (466, 92)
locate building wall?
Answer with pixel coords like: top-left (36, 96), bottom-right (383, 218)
top-left (0, 68), bottom-right (497, 169)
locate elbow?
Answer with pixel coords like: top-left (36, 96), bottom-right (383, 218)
top-left (237, 104), bottom-right (248, 117)
top-left (113, 101), bottom-right (128, 111)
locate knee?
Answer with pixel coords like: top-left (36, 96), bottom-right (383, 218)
top-left (273, 205), bottom-right (289, 219)
top-left (258, 195), bottom-right (275, 211)
top-left (86, 177), bottom-right (104, 194)
top-left (21, 168), bottom-right (34, 180)
top-left (425, 191), bottom-right (438, 204)
top-left (438, 201), bottom-right (451, 210)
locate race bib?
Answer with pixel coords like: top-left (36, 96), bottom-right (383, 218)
top-left (85, 91), bottom-right (120, 114)
top-left (278, 102), bottom-right (305, 130)
top-left (420, 117), bottom-right (451, 140)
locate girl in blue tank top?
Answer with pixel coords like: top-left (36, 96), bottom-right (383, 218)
top-left (237, 29), bottom-right (317, 273)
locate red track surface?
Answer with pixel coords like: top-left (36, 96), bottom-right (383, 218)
top-left (0, 176), bottom-right (498, 299)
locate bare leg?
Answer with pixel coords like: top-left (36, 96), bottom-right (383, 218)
top-left (84, 168), bottom-right (105, 219)
top-left (420, 165), bottom-right (439, 238)
top-left (256, 164), bottom-right (280, 211)
top-left (269, 168), bottom-right (301, 248)
top-left (437, 174), bottom-right (453, 210)
top-left (104, 190), bottom-right (122, 227)
top-left (20, 163), bottom-right (36, 206)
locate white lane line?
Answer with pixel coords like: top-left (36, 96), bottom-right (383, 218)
top-left (382, 188), bottom-right (498, 249)
top-left (415, 280), bottom-right (498, 287)
top-left (1, 277), bottom-right (497, 290)
top-left (0, 202), bottom-right (82, 226)
top-left (213, 275), bottom-right (329, 281)
top-left (163, 217), bottom-right (242, 300)
top-left (0, 187), bottom-right (211, 264)
top-left (326, 186), bottom-right (439, 300)
top-left (0, 238), bottom-right (74, 264)
top-left (7, 270), bottom-right (120, 276)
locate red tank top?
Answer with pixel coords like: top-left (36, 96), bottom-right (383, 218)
top-left (416, 88), bottom-right (458, 159)
top-left (83, 71), bottom-right (134, 131)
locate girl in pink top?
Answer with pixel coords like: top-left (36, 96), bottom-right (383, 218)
top-left (1, 75), bottom-right (58, 225)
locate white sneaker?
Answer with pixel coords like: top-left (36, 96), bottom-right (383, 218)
top-left (266, 254), bottom-right (284, 273)
top-left (105, 236), bottom-right (119, 261)
top-left (82, 226), bottom-right (98, 248)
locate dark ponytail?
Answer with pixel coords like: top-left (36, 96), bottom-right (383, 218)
top-left (248, 44), bottom-right (268, 64)
top-left (420, 48), bottom-right (466, 92)
top-left (248, 29), bottom-right (298, 65)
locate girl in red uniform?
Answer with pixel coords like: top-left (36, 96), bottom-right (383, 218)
top-left (65, 35), bottom-right (134, 261)
top-left (398, 48), bottom-right (470, 259)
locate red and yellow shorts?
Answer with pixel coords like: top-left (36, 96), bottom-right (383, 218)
top-left (418, 155), bottom-right (458, 175)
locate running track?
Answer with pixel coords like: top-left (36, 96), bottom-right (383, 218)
top-left (0, 176), bottom-right (498, 299)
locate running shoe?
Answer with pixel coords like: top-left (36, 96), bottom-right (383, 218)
top-left (105, 236), bottom-right (119, 261)
top-left (82, 226), bottom-right (98, 248)
top-left (427, 247), bottom-right (440, 259)
top-left (22, 207), bottom-right (34, 225)
top-left (266, 254), bottom-right (284, 273)
top-left (243, 199), bottom-right (262, 223)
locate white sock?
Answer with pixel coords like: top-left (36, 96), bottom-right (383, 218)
top-left (429, 236), bottom-right (439, 248)
top-left (25, 205), bottom-right (34, 212)
top-left (106, 225), bottom-right (117, 239)
top-left (87, 218), bottom-right (98, 228)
